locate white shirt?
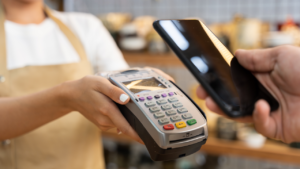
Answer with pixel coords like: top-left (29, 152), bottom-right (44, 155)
top-left (5, 11), bottom-right (129, 71)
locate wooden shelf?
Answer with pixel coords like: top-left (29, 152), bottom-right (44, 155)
top-left (201, 136), bottom-right (300, 165)
top-left (102, 131), bottom-right (300, 165)
top-left (123, 52), bottom-right (184, 67)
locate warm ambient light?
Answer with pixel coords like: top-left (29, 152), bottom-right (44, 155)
top-left (125, 79), bottom-right (142, 89)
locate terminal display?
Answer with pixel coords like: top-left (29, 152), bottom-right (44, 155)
top-left (123, 77), bottom-right (167, 94)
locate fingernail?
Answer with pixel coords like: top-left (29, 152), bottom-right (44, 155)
top-left (118, 131), bottom-right (122, 135)
top-left (120, 94), bottom-right (129, 103)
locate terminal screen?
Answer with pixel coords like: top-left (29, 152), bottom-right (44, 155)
top-left (123, 77), bottom-right (167, 94)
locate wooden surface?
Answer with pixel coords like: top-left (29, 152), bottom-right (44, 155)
top-left (201, 136), bottom-right (300, 165)
top-left (123, 52), bottom-right (184, 67)
top-left (102, 131), bottom-right (300, 165)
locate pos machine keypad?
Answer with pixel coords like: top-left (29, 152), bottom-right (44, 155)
top-left (141, 93), bottom-right (197, 130)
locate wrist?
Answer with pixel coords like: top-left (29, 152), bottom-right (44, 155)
top-left (55, 82), bottom-right (74, 113)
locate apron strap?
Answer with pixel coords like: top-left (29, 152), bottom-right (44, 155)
top-left (0, 4), bottom-right (90, 96)
top-left (44, 7), bottom-right (88, 61)
top-left (0, 2), bottom-right (6, 71)
top-left (0, 5), bottom-right (89, 73)
top-left (0, 2), bottom-right (10, 96)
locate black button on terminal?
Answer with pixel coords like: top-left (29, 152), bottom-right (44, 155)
top-left (154, 95), bottom-right (160, 99)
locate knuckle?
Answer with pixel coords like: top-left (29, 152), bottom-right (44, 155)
top-left (98, 119), bottom-right (113, 128)
top-left (107, 85), bottom-right (119, 99)
top-left (80, 75), bottom-right (93, 86)
top-left (99, 106), bottom-right (111, 116)
top-left (82, 75), bottom-right (91, 82)
top-left (121, 127), bottom-right (130, 135)
top-left (277, 44), bottom-right (290, 50)
top-left (249, 52), bottom-right (257, 70)
top-left (274, 45), bottom-right (290, 55)
top-left (92, 76), bottom-right (109, 91)
top-left (96, 77), bottom-right (108, 86)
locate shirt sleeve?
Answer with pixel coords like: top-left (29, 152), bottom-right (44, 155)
top-left (79, 14), bottom-right (129, 72)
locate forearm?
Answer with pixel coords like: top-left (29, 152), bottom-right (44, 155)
top-left (0, 83), bottom-right (71, 140)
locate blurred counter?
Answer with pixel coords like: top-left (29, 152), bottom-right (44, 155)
top-left (102, 129), bottom-right (300, 165)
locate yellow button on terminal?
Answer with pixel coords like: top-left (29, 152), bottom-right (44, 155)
top-left (175, 121), bottom-right (186, 129)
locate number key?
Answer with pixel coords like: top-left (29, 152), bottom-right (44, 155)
top-left (170, 115), bottom-right (181, 122)
top-left (182, 113), bottom-right (193, 119)
top-left (168, 97), bottom-right (178, 103)
top-left (154, 112), bottom-right (165, 118)
top-left (161, 104), bottom-right (172, 110)
top-left (157, 99), bottom-right (167, 105)
top-left (158, 118), bottom-right (170, 124)
top-left (177, 107), bottom-right (188, 113)
top-left (145, 101), bottom-right (155, 107)
top-left (173, 102), bottom-right (183, 108)
top-left (149, 106), bottom-right (160, 113)
top-left (166, 110), bottom-right (176, 116)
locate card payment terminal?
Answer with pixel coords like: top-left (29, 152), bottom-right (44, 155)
top-left (99, 68), bottom-right (208, 161)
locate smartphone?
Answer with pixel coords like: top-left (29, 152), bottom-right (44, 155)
top-left (153, 20), bottom-right (279, 117)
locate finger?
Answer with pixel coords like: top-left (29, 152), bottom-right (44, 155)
top-left (148, 67), bottom-right (175, 82)
top-left (100, 126), bottom-right (114, 132)
top-left (97, 115), bottom-right (115, 128)
top-left (92, 76), bottom-right (130, 105)
top-left (205, 97), bottom-right (223, 114)
top-left (252, 99), bottom-right (276, 139)
top-left (205, 97), bottom-right (253, 123)
top-left (105, 102), bottom-right (143, 144)
top-left (117, 128), bottom-right (122, 135)
top-left (196, 85), bottom-right (208, 99)
top-left (83, 104), bottom-right (116, 130)
top-left (235, 48), bottom-right (277, 72)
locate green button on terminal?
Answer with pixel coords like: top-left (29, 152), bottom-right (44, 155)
top-left (187, 119), bottom-right (197, 125)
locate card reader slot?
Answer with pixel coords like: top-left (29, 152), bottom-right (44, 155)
top-left (169, 132), bottom-right (204, 144)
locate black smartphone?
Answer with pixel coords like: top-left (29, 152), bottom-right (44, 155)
top-left (153, 20), bottom-right (279, 117)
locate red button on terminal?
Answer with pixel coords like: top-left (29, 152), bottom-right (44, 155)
top-left (163, 124), bottom-right (174, 130)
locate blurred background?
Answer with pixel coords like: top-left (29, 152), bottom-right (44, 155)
top-left (46, 0), bottom-right (300, 169)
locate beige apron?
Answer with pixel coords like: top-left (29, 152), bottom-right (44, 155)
top-left (0, 4), bottom-right (104, 169)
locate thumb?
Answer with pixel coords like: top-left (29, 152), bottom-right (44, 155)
top-left (235, 48), bottom-right (277, 72)
top-left (252, 99), bottom-right (276, 139)
top-left (94, 77), bottom-right (130, 105)
top-left (106, 85), bottom-right (130, 105)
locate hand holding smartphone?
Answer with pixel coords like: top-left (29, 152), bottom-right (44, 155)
top-left (153, 20), bottom-right (279, 117)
